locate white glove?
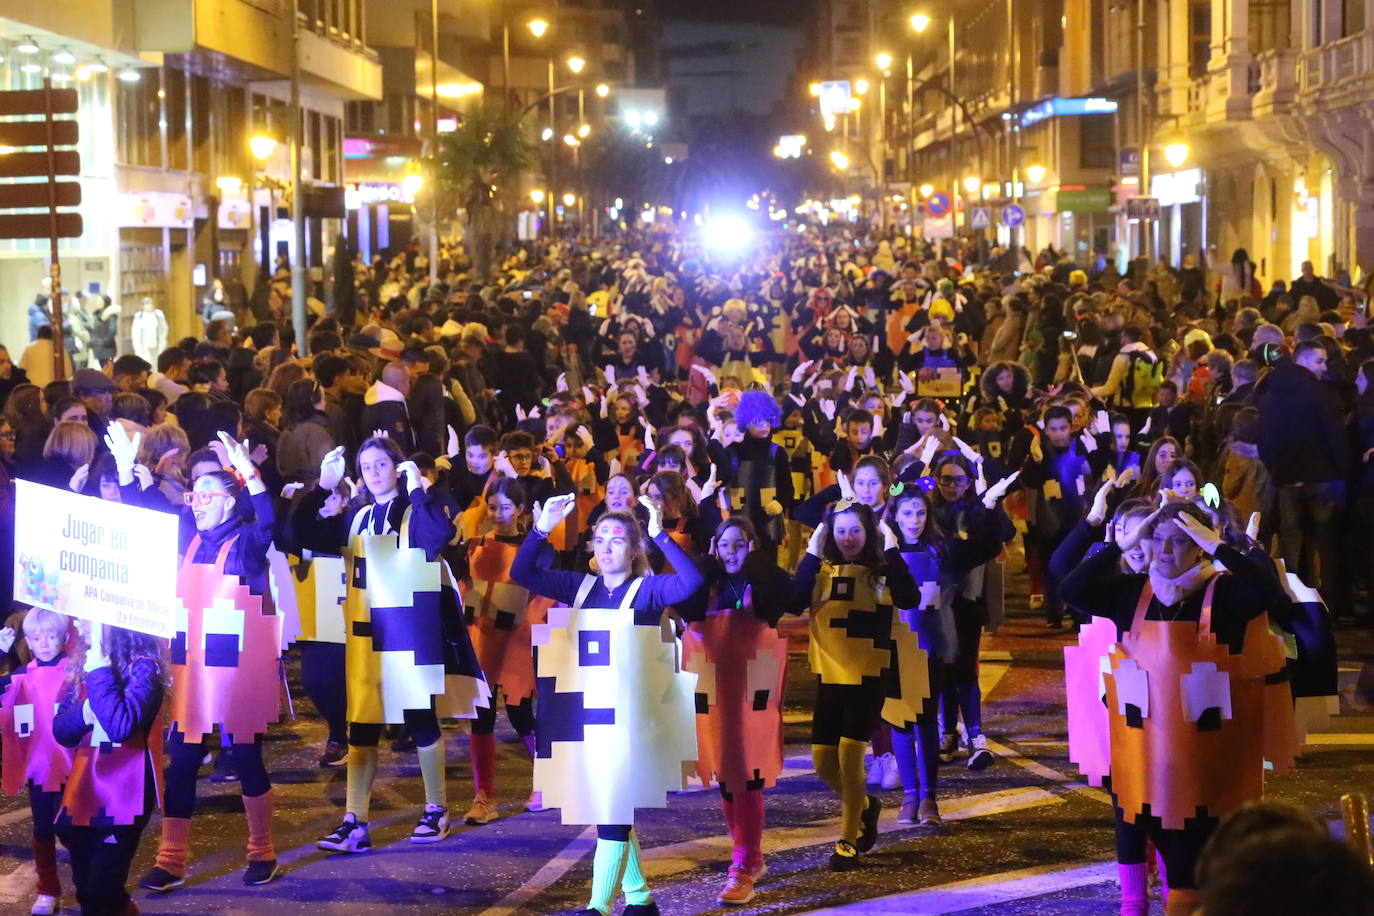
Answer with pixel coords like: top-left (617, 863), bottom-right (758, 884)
top-left (533, 494), bottom-right (576, 535)
top-left (638, 494), bottom-right (665, 537)
top-left (981, 470), bottom-right (1020, 509)
top-left (0, 627), bottom-right (15, 654)
top-left (319, 446), bottom-right (347, 491)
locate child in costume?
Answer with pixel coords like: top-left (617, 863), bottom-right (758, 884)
top-left (140, 431), bottom-right (285, 892)
top-left (788, 500), bottom-right (921, 871)
top-left (458, 477), bottom-right (546, 823)
top-left (0, 609), bottom-right (77, 915)
top-left (512, 493), bottom-right (704, 916)
top-left (300, 438), bottom-right (490, 853)
top-left (1058, 502), bottom-right (1297, 916)
top-left (726, 391), bottom-right (793, 565)
top-left (680, 516), bottom-right (791, 905)
top-left (53, 622), bottom-right (167, 916)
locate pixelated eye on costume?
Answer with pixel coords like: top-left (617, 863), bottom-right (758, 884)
top-left (1, 657), bottom-right (75, 798)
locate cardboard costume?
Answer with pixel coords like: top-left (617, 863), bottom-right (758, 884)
top-left (728, 443), bottom-right (785, 545)
top-left (682, 585), bottom-right (788, 793)
top-left (344, 507), bottom-right (490, 724)
top-left (60, 702), bottom-right (165, 827)
top-left (1063, 615), bottom-right (1119, 787)
top-left (808, 563), bottom-right (894, 686)
top-left (547, 458), bottom-right (603, 553)
top-left (170, 535), bottom-right (283, 744)
top-left (1, 659), bottom-right (74, 795)
top-left (1103, 579), bottom-right (1296, 830)
top-left (462, 537), bottom-right (547, 704)
top-left (285, 551), bottom-right (348, 645)
top-left (531, 576), bottom-right (698, 826)
top-left (881, 548), bottom-right (941, 730)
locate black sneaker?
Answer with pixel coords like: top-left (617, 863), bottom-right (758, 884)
top-left (938, 732), bottom-right (960, 763)
top-left (857, 794), bottom-right (881, 852)
top-left (317, 814), bottom-right (372, 853)
top-left (828, 840), bottom-right (860, 872)
top-left (243, 859), bottom-right (279, 886)
top-left (622, 904), bottom-right (661, 916)
top-left (209, 750), bottom-right (239, 783)
top-left (139, 866), bottom-right (185, 893)
top-left (410, 805), bottom-right (450, 843)
top-left (318, 740), bottom-right (346, 768)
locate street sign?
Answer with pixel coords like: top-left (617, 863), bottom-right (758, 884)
top-left (970, 206), bottom-right (992, 229)
top-left (1126, 196), bottom-right (1161, 220)
top-left (1001, 203), bottom-right (1026, 227)
top-left (926, 191), bottom-right (952, 217)
top-left (1119, 147), bottom-right (1140, 178)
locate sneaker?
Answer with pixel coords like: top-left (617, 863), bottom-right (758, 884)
top-left (880, 753), bottom-right (901, 790)
top-left (1028, 594), bottom-right (1045, 610)
top-left (411, 804), bottom-right (450, 843)
top-left (622, 904), bottom-right (661, 916)
top-left (1046, 615), bottom-right (1063, 629)
top-left (967, 734), bottom-right (995, 770)
top-left (865, 752), bottom-right (886, 786)
top-left (243, 858), bottom-right (280, 885)
top-left (209, 750), bottom-right (239, 783)
top-left (525, 790), bottom-right (546, 812)
top-left (897, 795), bottom-right (918, 825)
top-left (918, 797), bottom-right (943, 826)
top-left (718, 865), bottom-right (757, 905)
top-left (464, 794), bottom-right (499, 825)
top-left (318, 740), bottom-right (346, 768)
top-left (317, 814), bottom-right (371, 853)
top-left (857, 794), bottom-right (882, 852)
top-left (139, 866), bottom-right (185, 892)
top-left (938, 731), bottom-right (961, 763)
top-left (828, 840), bottom-right (860, 872)
top-left (30, 895), bottom-right (58, 916)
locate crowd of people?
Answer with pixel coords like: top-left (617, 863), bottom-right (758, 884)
top-left (0, 227), bottom-right (1370, 916)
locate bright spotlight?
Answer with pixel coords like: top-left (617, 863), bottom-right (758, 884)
top-left (704, 214), bottom-right (753, 252)
top-left (643, 111), bottom-right (659, 127)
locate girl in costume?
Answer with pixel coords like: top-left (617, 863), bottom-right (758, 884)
top-left (301, 438), bottom-right (490, 854)
top-left (0, 609), bottom-right (76, 916)
top-left (726, 391), bottom-right (793, 565)
top-left (140, 431), bottom-right (285, 892)
top-left (459, 477), bottom-right (545, 824)
top-left (643, 470), bottom-right (722, 569)
top-left (1058, 502), bottom-right (1297, 916)
top-left (53, 622), bottom-right (167, 916)
top-left (788, 500), bottom-right (921, 871)
top-left (512, 493), bottom-right (704, 916)
top-left (681, 516), bottom-right (791, 905)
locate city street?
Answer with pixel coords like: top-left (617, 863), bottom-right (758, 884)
top-left (3, 557), bottom-right (1370, 916)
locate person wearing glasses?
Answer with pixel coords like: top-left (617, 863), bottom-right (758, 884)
top-left (139, 430), bottom-right (286, 893)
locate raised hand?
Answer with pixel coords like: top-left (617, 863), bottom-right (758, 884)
top-left (396, 459), bottom-right (424, 493)
top-left (698, 463), bottom-right (720, 502)
top-left (1087, 477), bottom-right (1114, 527)
top-left (372, 428), bottom-right (389, 440)
top-left (981, 470), bottom-right (1021, 509)
top-left (493, 450), bottom-right (518, 480)
top-left (837, 469), bottom-right (855, 502)
top-left (154, 447), bottom-right (181, 478)
top-left (68, 463), bottom-right (90, 493)
top-left (791, 359), bottom-right (815, 384)
top-left (217, 431), bottom-right (258, 480)
top-left (637, 494), bottom-right (664, 537)
top-left (1176, 511), bottom-right (1223, 556)
top-left (0, 627), bottom-right (15, 654)
top-left (446, 425), bottom-right (461, 459)
top-left (104, 423), bottom-right (142, 477)
top-left (319, 445), bottom-right (347, 491)
top-left (132, 465), bottom-right (153, 491)
top-left (1246, 511), bottom-right (1261, 541)
top-left (806, 522), bottom-right (828, 558)
top-left (878, 519), bottom-right (898, 551)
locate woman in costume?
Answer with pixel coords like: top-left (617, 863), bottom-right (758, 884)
top-left (299, 438), bottom-right (490, 854)
top-left (680, 516), bottom-right (791, 905)
top-left (788, 499), bottom-right (921, 871)
top-left (139, 431), bottom-right (284, 892)
top-left (1058, 502), bottom-right (1296, 916)
top-left (512, 492), bottom-right (704, 916)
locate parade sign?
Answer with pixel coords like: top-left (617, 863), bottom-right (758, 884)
top-left (13, 480), bottom-right (177, 638)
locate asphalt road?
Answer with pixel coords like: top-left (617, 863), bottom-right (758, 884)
top-left (3, 553), bottom-right (1372, 916)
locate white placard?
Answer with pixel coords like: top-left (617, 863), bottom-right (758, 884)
top-left (13, 480), bottom-right (178, 638)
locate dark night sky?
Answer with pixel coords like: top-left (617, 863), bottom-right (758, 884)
top-left (659, 0), bottom-right (814, 26)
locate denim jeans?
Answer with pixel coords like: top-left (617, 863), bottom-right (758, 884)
top-left (1277, 480), bottom-right (1349, 616)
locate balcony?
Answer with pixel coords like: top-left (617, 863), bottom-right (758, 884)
top-left (1250, 48), bottom-right (1299, 117)
top-left (1299, 28), bottom-right (1374, 108)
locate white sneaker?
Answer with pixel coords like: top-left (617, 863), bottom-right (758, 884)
top-left (317, 813), bottom-right (372, 853)
top-left (866, 752), bottom-right (886, 786)
top-left (967, 733), bottom-right (995, 770)
top-left (525, 790), bottom-right (546, 812)
top-left (880, 752), bottom-right (901, 790)
top-left (31, 895), bottom-right (58, 916)
top-left (410, 804), bottom-right (450, 843)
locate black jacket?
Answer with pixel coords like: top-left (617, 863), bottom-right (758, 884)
top-left (1257, 362), bottom-right (1351, 485)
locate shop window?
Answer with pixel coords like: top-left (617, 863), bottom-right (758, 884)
top-left (166, 65), bottom-right (188, 172)
top-left (1249, 0), bottom-right (1290, 53)
top-left (1080, 114), bottom-right (1115, 169)
top-left (192, 75), bottom-right (212, 174)
top-left (116, 71), bottom-right (162, 168)
top-left (1344, 0), bottom-right (1365, 36)
top-left (1190, 1), bottom-right (1211, 78)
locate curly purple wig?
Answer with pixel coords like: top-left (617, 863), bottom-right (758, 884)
top-left (735, 389), bottom-right (782, 430)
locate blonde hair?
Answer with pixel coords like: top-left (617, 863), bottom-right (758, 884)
top-left (42, 420), bottom-right (97, 467)
top-left (22, 607), bottom-right (69, 639)
top-left (138, 422), bottom-right (190, 467)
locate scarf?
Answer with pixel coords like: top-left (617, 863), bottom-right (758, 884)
top-left (1148, 559), bottom-right (1216, 608)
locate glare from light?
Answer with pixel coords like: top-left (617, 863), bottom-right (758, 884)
top-left (705, 214), bottom-right (753, 252)
top-left (402, 173), bottom-right (424, 197)
top-left (530, 189), bottom-right (546, 204)
top-left (50, 70), bottom-right (72, 83)
top-left (595, 83), bottom-right (610, 97)
top-left (563, 192), bottom-right (576, 206)
top-left (88, 62), bottom-right (109, 73)
top-left (962, 176), bottom-right (982, 193)
top-left (615, 197), bottom-right (624, 209)
top-left (118, 69), bottom-right (142, 82)
top-left (1164, 141), bottom-right (1190, 168)
top-left (1026, 164), bottom-right (1047, 183)
top-left (17, 39), bottom-right (39, 54)
top-left (215, 176), bottom-right (244, 195)
top-left (567, 55), bottom-right (586, 74)
top-left (52, 49), bottom-right (76, 65)
top-left (436, 82), bottom-right (482, 99)
top-left (20, 63), bottom-right (42, 74)
top-left (911, 13), bottom-right (931, 32)
top-left (527, 18), bottom-right (549, 37)
top-left (640, 209), bottom-right (655, 224)
top-left (875, 52), bottom-right (893, 71)
top-left (663, 156), bottom-right (673, 164)
top-left (563, 134), bottom-right (579, 147)
top-left (624, 110), bottom-right (642, 128)
top-left (75, 66), bottom-right (91, 81)
top-left (849, 97), bottom-right (861, 112)
top-left (643, 111), bottom-right (659, 127)
top-left (855, 79), bottom-right (869, 95)
top-left (578, 123), bottom-right (591, 138)
top-left (249, 135), bottom-right (278, 161)
top-left (830, 150), bottom-right (850, 170)
top-left (919, 183), bottom-right (935, 197)
top-left (541, 126), bottom-right (554, 141)
top-left (809, 82), bottom-right (822, 97)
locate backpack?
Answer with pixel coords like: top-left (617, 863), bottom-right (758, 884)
top-left (1119, 351), bottom-right (1162, 408)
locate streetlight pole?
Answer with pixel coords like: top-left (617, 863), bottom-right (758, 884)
top-left (429, 0), bottom-right (439, 287)
top-left (289, 0), bottom-right (307, 355)
top-left (1136, 0), bottom-right (1152, 262)
top-left (502, 18), bottom-right (511, 113)
top-left (548, 54), bottom-right (556, 237)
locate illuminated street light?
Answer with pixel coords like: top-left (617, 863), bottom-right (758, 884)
top-left (249, 135), bottom-right (278, 161)
top-left (875, 52), bottom-right (893, 71)
top-left (578, 123), bottom-right (591, 138)
top-left (401, 173), bottom-right (424, 197)
top-left (1026, 164), bottom-right (1047, 184)
top-left (910, 13), bottom-right (931, 32)
top-left (530, 189), bottom-right (546, 204)
top-left (962, 176), bottom-right (982, 193)
top-left (595, 83), bottom-right (610, 98)
top-left (563, 192), bottom-right (576, 206)
top-left (563, 134), bottom-right (579, 147)
top-left (830, 150), bottom-right (850, 170)
top-left (1163, 140), bottom-right (1190, 169)
top-left (541, 126), bottom-right (554, 141)
top-left (527, 18), bottom-right (549, 37)
top-left (567, 55), bottom-right (586, 74)
top-left (809, 82), bottom-right (822, 97)
top-left (855, 78), bottom-right (869, 95)
top-left (919, 183), bottom-right (935, 197)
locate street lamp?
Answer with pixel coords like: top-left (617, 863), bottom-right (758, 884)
top-left (562, 192), bottom-right (576, 207)
top-left (855, 78), bottom-right (869, 95)
top-left (809, 82), bottom-right (822, 96)
top-left (962, 176), bottom-right (982, 194)
top-left (249, 135), bottom-right (278, 161)
top-left (919, 183), bottom-right (935, 197)
top-left (830, 150), bottom-right (850, 170)
top-left (1163, 139), bottom-right (1190, 169)
top-left (530, 189), bottom-right (545, 204)
top-left (527, 18), bottom-right (549, 37)
top-left (567, 54), bottom-right (586, 74)
top-left (910, 13), bottom-right (931, 32)
top-left (595, 83), bottom-right (610, 97)
top-left (875, 52), bottom-right (893, 72)
top-left (578, 123), bottom-right (591, 138)
top-left (1026, 163), bottom-right (1047, 184)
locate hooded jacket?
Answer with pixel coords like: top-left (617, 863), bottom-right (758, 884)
top-left (362, 378), bottom-right (416, 453)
